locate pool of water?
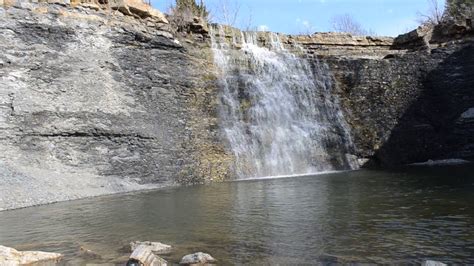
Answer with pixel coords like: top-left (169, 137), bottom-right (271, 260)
top-left (1, 165), bottom-right (473, 264)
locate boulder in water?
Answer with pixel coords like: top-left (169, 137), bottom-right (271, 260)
top-left (79, 246), bottom-right (102, 260)
top-left (130, 241), bottom-right (172, 254)
top-left (422, 260), bottom-right (447, 266)
top-left (180, 252), bottom-right (216, 265)
top-left (128, 244), bottom-right (168, 266)
top-left (0, 245), bottom-right (63, 265)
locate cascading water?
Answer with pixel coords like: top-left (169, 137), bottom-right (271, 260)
top-left (210, 25), bottom-right (356, 179)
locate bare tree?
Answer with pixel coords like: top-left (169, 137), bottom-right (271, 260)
top-left (208, 0), bottom-right (256, 30)
top-left (241, 5), bottom-right (254, 31)
top-left (330, 14), bottom-right (370, 35)
top-left (417, 0), bottom-right (444, 26)
top-left (213, 0), bottom-right (241, 27)
top-left (331, 14), bottom-right (373, 35)
top-left (297, 19), bottom-right (317, 35)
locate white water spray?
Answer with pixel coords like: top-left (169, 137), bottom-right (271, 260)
top-left (210, 26), bottom-right (356, 179)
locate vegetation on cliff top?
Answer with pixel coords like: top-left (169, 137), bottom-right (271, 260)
top-left (173, 0), bottom-right (209, 19)
top-left (447, 0), bottom-right (474, 19)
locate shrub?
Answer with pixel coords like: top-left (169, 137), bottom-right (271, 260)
top-left (446, 0), bottom-right (474, 20)
top-left (169, 0), bottom-right (209, 33)
top-left (174, 0), bottom-right (209, 20)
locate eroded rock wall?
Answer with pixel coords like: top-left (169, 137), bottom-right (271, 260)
top-left (0, 2), bottom-right (232, 210)
top-left (316, 31), bottom-right (474, 166)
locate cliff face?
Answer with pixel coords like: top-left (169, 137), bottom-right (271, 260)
top-left (0, 2), bottom-right (232, 210)
top-left (0, 1), bottom-right (473, 210)
top-left (317, 27), bottom-right (474, 166)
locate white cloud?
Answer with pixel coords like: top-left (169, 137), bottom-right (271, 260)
top-left (257, 25), bottom-right (270, 32)
top-left (295, 18), bottom-right (316, 34)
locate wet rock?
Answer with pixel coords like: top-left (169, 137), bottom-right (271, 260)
top-left (422, 260), bottom-right (447, 266)
top-left (128, 244), bottom-right (167, 266)
top-left (180, 252), bottom-right (216, 265)
top-left (0, 245), bottom-right (63, 265)
top-left (409, 159), bottom-right (470, 166)
top-left (318, 253), bottom-right (365, 264)
top-left (130, 241), bottom-right (172, 254)
top-left (79, 246), bottom-right (102, 260)
top-left (459, 107), bottom-right (474, 121)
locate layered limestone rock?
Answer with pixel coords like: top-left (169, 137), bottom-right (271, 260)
top-left (322, 27), bottom-right (474, 166)
top-left (0, 1), bottom-right (232, 211)
top-left (130, 242), bottom-right (172, 254)
top-left (2, 0), bottom-right (169, 23)
top-left (108, 0), bottom-right (168, 22)
top-left (286, 33), bottom-right (397, 58)
top-left (0, 245), bottom-right (63, 265)
top-left (128, 244), bottom-right (168, 266)
top-left (213, 25), bottom-right (398, 59)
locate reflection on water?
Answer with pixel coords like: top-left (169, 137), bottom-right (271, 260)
top-left (0, 165), bottom-right (473, 264)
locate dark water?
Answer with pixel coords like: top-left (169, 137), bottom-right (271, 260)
top-left (1, 165), bottom-right (474, 265)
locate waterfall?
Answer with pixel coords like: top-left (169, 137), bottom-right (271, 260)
top-left (210, 25), bottom-right (356, 179)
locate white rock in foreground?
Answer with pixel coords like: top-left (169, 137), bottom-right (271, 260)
top-left (130, 241), bottom-right (172, 254)
top-left (0, 245), bottom-right (63, 265)
top-left (180, 252), bottom-right (216, 265)
top-left (129, 245), bottom-right (167, 266)
top-left (460, 107), bottom-right (474, 119)
top-left (422, 260), bottom-right (447, 266)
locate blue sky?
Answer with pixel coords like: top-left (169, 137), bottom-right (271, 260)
top-left (151, 0), bottom-right (445, 36)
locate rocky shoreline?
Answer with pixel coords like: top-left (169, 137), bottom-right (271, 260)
top-left (0, 161), bottom-right (166, 212)
top-left (0, 242), bottom-right (217, 265)
top-left (0, 243), bottom-right (451, 265)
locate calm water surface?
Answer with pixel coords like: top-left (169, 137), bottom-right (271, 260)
top-left (0, 165), bottom-right (473, 264)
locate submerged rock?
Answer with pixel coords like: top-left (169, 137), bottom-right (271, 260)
top-left (318, 253), bottom-right (366, 264)
top-left (422, 260), bottom-right (447, 266)
top-left (0, 245), bottom-right (63, 265)
top-left (409, 159), bottom-right (470, 166)
top-left (180, 252), bottom-right (216, 265)
top-left (459, 107), bottom-right (474, 122)
top-left (130, 241), bottom-right (171, 254)
top-left (79, 246), bottom-right (102, 260)
top-left (128, 244), bottom-right (167, 266)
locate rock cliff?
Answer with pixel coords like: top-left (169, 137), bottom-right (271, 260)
top-left (0, 0), bottom-right (231, 210)
top-left (319, 23), bottom-right (474, 167)
top-left (0, 0), bottom-right (473, 210)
